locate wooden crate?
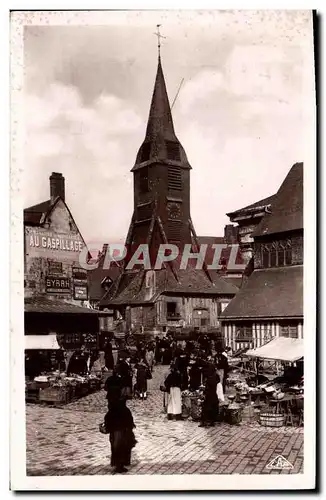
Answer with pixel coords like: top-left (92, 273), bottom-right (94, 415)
top-left (39, 386), bottom-right (71, 404)
top-left (25, 389), bottom-right (39, 403)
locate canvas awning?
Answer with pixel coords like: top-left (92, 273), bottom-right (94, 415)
top-left (245, 337), bottom-right (304, 363)
top-left (25, 335), bottom-right (60, 350)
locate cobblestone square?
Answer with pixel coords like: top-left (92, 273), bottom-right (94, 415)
top-left (26, 366), bottom-right (303, 476)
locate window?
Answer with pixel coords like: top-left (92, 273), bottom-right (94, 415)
top-left (167, 302), bottom-right (180, 320)
top-left (220, 302), bottom-right (229, 313)
top-left (262, 247), bottom-right (270, 268)
top-left (139, 167), bottom-right (149, 193)
top-left (285, 248), bottom-right (292, 265)
top-left (235, 325), bottom-right (253, 344)
top-left (277, 247), bottom-right (285, 266)
top-left (280, 323), bottom-right (298, 338)
top-left (261, 242), bottom-right (292, 268)
top-left (168, 166), bottom-right (182, 191)
top-left (140, 143), bottom-right (151, 163)
top-left (166, 141), bottom-right (181, 161)
top-left (270, 248), bottom-right (277, 267)
top-left (193, 309), bottom-right (209, 327)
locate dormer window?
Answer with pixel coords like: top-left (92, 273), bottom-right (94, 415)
top-left (140, 143), bottom-right (151, 163)
top-left (166, 141), bottom-right (181, 161)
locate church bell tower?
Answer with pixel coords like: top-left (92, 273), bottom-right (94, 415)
top-left (127, 50), bottom-right (193, 258)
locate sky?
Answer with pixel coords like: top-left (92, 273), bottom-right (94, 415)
top-left (23, 10), bottom-right (315, 246)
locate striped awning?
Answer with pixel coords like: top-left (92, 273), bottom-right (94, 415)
top-left (25, 335), bottom-right (60, 350)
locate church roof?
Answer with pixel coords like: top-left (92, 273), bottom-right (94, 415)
top-left (132, 55), bottom-right (191, 171)
top-left (220, 265), bottom-right (303, 320)
top-left (252, 162), bottom-right (303, 237)
top-left (100, 267), bottom-right (238, 307)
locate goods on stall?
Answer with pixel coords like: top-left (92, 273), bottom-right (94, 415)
top-left (25, 371), bottom-right (102, 404)
top-left (225, 403), bottom-right (243, 425)
top-left (181, 389), bottom-right (205, 421)
top-left (272, 390), bottom-right (285, 400)
top-left (181, 392), bottom-right (191, 419)
top-left (234, 381), bottom-right (250, 393)
top-left (190, 396), bottom-right (203, 421)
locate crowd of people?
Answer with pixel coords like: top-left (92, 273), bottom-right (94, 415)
top-left (100, 334), bottom-right (230, 473)
top-left (54, 335), bottom-right (229, 473)
top-left (161, 337), bottom-right (230, 428)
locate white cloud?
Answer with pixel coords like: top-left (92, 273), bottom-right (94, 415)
top-left (179, 71), bottom-right (225, 114)
top-left (24, 82), bottom-right (143, 243)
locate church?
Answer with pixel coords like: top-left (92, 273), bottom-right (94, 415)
top-left (99, 51), bottom-right (239, 336)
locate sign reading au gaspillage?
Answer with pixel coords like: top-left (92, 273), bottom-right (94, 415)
top-left (46, 276), bottom-right (71, 293)
top-left (25, 227), bottom-right (84, 257)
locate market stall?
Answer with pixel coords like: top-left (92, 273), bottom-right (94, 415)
top-left (244, 337), bottom-right (304, 427)
top-left (25, 333), bottom-right (103, 405)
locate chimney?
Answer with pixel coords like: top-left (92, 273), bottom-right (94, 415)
top-left (50, 172), bottom-right (65, 203)
top-left (224, 224), bottom-right (239, 245)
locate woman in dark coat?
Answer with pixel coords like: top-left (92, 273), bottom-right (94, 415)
top-left (104, 399), bottom-right (136, 473)
top-left (104, 341), bottom-right (114, 371)
top-left (105, 370), bottom-right (123, 408)
top-left (189, 359), bottom-right (202, 391)
top-left (116, 357), bottom-right (133, 399)
top-left (135, 358), bottom-right (150, 400)
top-left (199, 364), bottom-right (220, 427)
top-left (175, 352), bottom-right (189, 391)
top-left (67, 349), bottom-right (88, 376)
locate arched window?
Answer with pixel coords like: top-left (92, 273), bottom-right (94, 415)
top-left (277, 244), bottom-right (285, 267)
top-left (262, 245), bottom-right (270, 268)
top-left (285, 240), bottom-right (292, 265)
top-left (270, 242), bottom-right (277, 267)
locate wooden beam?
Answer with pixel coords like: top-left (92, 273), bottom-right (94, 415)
top-left (156, 215), bottom-right (180, 283)
top-left (188, 217), bottom-right (213, 283)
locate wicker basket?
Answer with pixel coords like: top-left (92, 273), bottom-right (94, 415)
top-left (260, 412), bottom-right (285, 428)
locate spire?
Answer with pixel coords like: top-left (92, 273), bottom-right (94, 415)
top-left (145, 54), bottom-right (177, 142)
top-left (132, 30), bottom-right (191, 171)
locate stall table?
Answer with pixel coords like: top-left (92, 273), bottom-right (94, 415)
top-left (269, 394), bottom-right (304, 426)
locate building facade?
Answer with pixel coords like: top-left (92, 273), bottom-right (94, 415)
top-left (24, 172), bottom-right (104, 349)
top-left (221, 162), bottom-right (303, 351)
top-left (226, 195), bottom-right (276, 266)
top-left (24, 172), bottom-right (89, 305)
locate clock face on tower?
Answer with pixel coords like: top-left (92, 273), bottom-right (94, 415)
top-left (167, 202), bottom-right (182, 220)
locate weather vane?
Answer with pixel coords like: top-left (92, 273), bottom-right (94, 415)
top-left (153, 24), bottom-right (166, 56)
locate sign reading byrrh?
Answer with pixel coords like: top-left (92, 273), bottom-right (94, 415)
top-left (46, 276), bottom-right (71, 293)
top-left (25, 227), bottom-right (85, 260)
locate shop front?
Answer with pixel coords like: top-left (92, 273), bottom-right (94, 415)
top-left (24, 295), bottom-right (111, 404)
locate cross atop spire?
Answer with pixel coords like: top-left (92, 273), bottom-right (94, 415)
top-left (153, 24), bottom-right (166, 56)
